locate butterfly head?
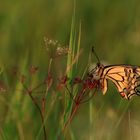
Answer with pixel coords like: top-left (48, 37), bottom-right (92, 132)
top-left (88, 63), bottom-right (104, 80)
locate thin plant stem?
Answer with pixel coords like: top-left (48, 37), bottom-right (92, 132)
top-left (22, 84), bottom-right (47, 140)
top-left (62, 103), bottom-right (80, 133)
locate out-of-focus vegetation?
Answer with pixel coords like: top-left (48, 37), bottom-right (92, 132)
top-left (1, 0), bottom-right (140, 140)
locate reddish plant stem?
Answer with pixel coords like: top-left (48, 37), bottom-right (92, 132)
top-left (28, 91), bottom-right (47, 140)
top-left (62, 79), bottom-right (98, 131)
top-left (22, 83), bottom-right (47, 140)
top-left (62, 103), bottom-right (80, 133)
top-left (62, 87), bottom-right (86, 132)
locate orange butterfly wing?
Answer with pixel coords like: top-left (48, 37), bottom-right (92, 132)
top-left (102, 65), bottom-right (140, 99)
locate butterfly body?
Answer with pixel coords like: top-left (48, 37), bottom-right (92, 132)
top-left (88, 63), bottom-right (140, 99)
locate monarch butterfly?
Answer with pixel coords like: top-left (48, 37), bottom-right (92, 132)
top-left (88, 47), bottom-right (140, 100)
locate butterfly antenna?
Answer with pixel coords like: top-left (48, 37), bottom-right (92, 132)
top-left (92, 46), bottom-right (100, 64)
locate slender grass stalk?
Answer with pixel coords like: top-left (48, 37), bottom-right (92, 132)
top-left (66, 11), bottom-right (76, 78)
top-left (45, 58), bottom-right (53, 97)
top-left (5, 52), bottom-right (29, 122)
top-left (89, 91), bottom-right (93, 140)
top-left (62, 103), bottom-right (79, 132)
top-left (88, 47), bottom-right (94, 140)
top-left (114, 102), bottom-right (131, 130)
top-left (63, 0), bottom-right (76, 133)
top-left (128, 110), bottom-right (133, 140)
top-left (62, 1), bottom-right (84, 139)
top-left (0, 127), bottom-right (7, 140)
top-left (76, 21), bottom-right (81, 68)
top-left (107, 101), bottom-right (131, 140)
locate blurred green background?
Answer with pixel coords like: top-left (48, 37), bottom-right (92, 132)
top-left (1, 0), bottom-right (140, 140)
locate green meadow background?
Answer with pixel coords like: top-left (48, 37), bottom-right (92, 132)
top-left (1, 0), bottom-right (140, 140)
